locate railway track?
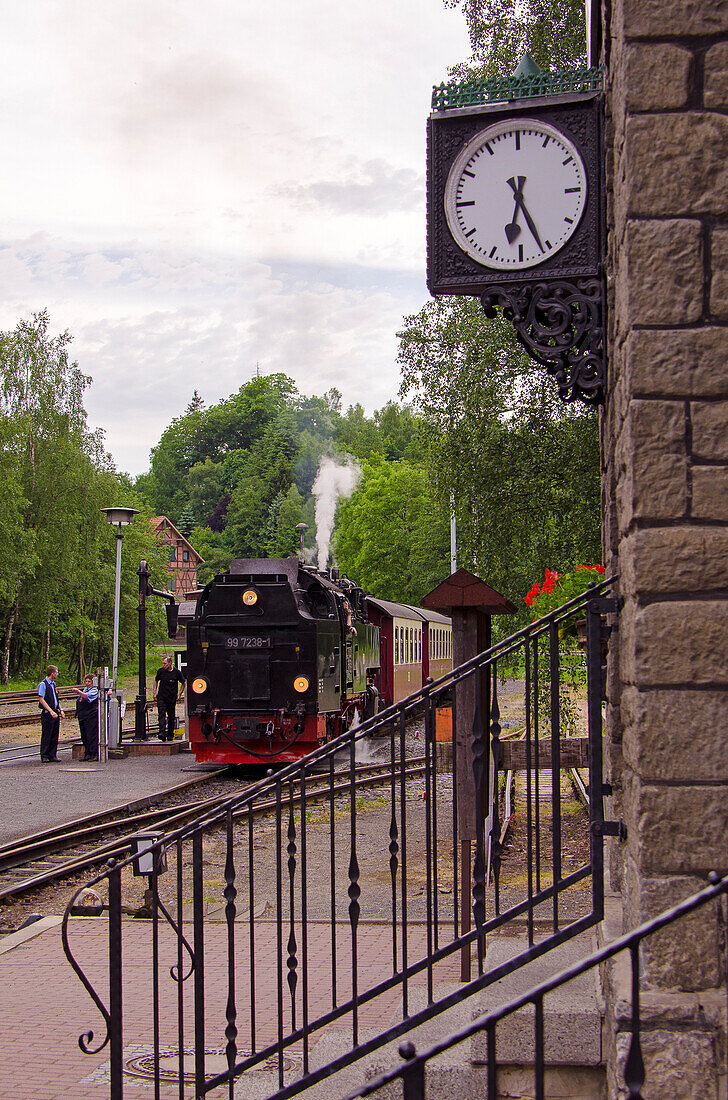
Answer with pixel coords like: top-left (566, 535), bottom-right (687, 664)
top-left (0, 755), bottom-right (428, 903)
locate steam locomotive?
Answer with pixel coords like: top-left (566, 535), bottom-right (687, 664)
top-left (184, 558), bottom-right (452, 766)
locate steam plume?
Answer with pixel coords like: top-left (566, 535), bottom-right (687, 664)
top-left (312, 456), bottom-right (361, 569)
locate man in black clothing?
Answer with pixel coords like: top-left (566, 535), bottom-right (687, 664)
top-left (38, 664), bottom-right (65, 762)
top-left (153, 655), bottom-right (185, 741)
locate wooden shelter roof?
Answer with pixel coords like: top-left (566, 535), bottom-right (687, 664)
top-left (421, 568), bottom-right (517, 614)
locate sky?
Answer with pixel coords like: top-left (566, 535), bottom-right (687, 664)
top-left (0, 2), bottom-right (469, 475)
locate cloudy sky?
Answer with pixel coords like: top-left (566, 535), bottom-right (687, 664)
top-left (0, 2), bottom-right (469, 475)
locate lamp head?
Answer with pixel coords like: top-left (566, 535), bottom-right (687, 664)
top-left (101, 506), bottom-right (139, 527)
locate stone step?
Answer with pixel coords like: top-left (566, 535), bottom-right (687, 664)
top-left (470, 929), bottom-right (603, 1067)
top-left (261, 930), bottom-right (605, 1100)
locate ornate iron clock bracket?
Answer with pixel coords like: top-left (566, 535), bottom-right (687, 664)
top-left (480, 275), bottom-right (606, 406)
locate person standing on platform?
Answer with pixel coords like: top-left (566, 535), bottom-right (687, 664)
top-left (153, 654), bottom-right (185, 741)
top-left (71, 674), bottom-right (99, 761)
top-left (38, 664), bottom-right (64, 762)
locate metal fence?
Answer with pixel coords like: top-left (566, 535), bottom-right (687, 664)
top-left (62, 579), bottom-right (618, 1099)
top-left (351, 872), bottom-right (728, 1100)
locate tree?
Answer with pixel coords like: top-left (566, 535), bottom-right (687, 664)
top-left (444, 0), bottom-right (586, 77)
top-left (398, 297), bottom-right (600, 609)
top-left (335, 460), bottom-right (451, 604)
top-left (0, 312), bottom-right (167, 683)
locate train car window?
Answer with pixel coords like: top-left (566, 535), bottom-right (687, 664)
top-left (395, 625), bottom-right (399, 665)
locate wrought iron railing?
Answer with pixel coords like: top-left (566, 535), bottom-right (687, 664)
top-left (351, 872), bottom-right (728, 1100)
top-left (431, 66), bottom-right (603, 111)
top-left (63, 579), bottom-right (618, 1099)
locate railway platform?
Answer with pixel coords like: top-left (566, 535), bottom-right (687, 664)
top-left (0, 746), bottom-right (216, 846)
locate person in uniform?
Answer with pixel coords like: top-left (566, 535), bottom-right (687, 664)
top-left (153, 654), bottom-right (185, 741)
top-left (38, 664), bottom-right (65, 762)
top-left (71, 674), bottom-right (99, 761)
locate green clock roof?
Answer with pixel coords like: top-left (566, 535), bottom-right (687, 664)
top-left (431, 65), bottom-right (602, 112)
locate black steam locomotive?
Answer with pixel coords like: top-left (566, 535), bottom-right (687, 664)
top-left (185, 558), bottom-right (381, 764)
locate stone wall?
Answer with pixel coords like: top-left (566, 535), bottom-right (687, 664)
top-left (602, 0), bottom-right (728, 1092)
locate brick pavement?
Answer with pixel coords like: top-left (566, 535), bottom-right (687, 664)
top-left (0, 916), bottom-right (461, 1100)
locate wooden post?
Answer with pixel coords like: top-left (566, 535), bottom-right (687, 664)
top-left (422, 569), bottom-right (515, 982)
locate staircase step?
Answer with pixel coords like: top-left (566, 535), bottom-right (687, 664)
top-left (470, 930), bottom-right (603, 1067)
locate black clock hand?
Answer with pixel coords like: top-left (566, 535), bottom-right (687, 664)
top-left (505, 176), bottom-right (525, 243)
top-left (506, 176), bottom-right (544, 253)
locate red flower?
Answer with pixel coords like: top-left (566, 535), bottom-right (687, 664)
top-left (524, 582), bottom-right (540, 607)
top-left (541, 568), bottom-right (560, 595)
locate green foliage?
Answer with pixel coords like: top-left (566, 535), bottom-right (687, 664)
top-left (398, 298), bottom-right (601, 613)
top-left (444, 0), bottom-right (586, 78)
top-left (334, 460), bottom-right (450, 604)
top-left (0, 312), bottom-right (166, 684)
top-left (525, 564), bottom-right (605, 620)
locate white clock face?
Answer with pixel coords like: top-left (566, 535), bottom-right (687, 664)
top-left (444, 118), bottom-right (587, 271)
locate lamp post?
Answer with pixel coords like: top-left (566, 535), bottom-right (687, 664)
top-left (101, 507), bottom-right (139, 751)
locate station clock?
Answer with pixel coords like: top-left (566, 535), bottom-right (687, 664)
top-left (426, 85), bottom-right (605, 404)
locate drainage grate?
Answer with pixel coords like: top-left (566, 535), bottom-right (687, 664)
top-left (124, 1048), bottom-right (300, 1084)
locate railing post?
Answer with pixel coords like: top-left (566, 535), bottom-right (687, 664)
top-left (108, 861), bottom-right (123, 1100)
top-left (586, 585), bottom-right (607, 920)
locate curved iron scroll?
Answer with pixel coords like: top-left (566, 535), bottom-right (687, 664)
top-left (480, 277), bottom-right (605, 405)
top-left (61, 846), bottom-right (195, 1057)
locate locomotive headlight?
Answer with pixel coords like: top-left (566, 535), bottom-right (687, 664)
top-left (293, 676), bottom-right (309, 693)
top-left (191, 676), bottom-right (209, 694)
top-left (242, 589), bottom-right (258, 606)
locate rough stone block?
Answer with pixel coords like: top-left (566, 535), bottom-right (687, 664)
top-left (691, 400), bottom-right (728, 460)
top-left (620, 771), bottom-right (728, 876)
top-left (704, 42), bottom-right (728, 109)
top-left (620, 0), bottom-right (728, 36)
top-left (620, 527), bottom-right (728, 595)
top-left (615, 1027), bottom-right (718, 1099)
top-left (691, 465), bottom-right (728, 520)
top-left (623, 862), bottom-right (723, 989)
top-left (630, 600), bottom-right (728, 685)
top-left (619, 220), bottom-right (703, 326)
top-left (621, 685), bottom-right (728, 782)
top-left (625, 44), bottom-right (692, 111)
top-left (710, 227), bottom-right (728, 318)
top-left (614, 400), bottom-right (687, 530)
top-left (625, 114), bottom-right (728, 217)
top-left (624, 328), bottom-right (728, 398)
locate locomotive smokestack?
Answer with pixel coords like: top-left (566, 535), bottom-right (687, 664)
top-left (296, 523), bottom-right (308, 563)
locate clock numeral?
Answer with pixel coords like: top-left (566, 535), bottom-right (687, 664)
top-left (518, 244), bottom-right (523, 262)
top-left (456, 200), bottom-right (475, 207)
top-left (564, 186), bottom-right (581, 193)
top-left (514, 131), bottom-right (521, 151)
top-left (489, 246), bottom-right (497, 258)
top-left (464, 228), bottom-right (477, 239)
top-left (484, 142), bottom-right (494, 156)
top-left (545, 239), bottom-right (553, 249)
top-left (462, 169), bottom-right (475, 179)
top-left (564, 216), bottom-right (574, 224)
top-left (562, 156), bottom-right (573, 166)
top-left (542, 136), bottom-right (550, 148)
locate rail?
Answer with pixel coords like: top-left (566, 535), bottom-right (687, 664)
top-left (62, 579), bottom-right (618, 1099)
top-left (0, 758), bottom-right (426, 900)
top-left (353, 872), bottom-right (728, 1100)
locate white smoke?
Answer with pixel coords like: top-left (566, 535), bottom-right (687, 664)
top-left (312, 456), bottom-right (361, 569)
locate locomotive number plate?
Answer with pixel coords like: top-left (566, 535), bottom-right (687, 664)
top-left (225, 636), bottom-right (272, 649)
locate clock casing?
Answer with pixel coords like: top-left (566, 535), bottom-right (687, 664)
top-left (427, 93), bottom-right (603, 296)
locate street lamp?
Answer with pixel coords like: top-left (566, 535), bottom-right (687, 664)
top-left (102, 506), bottom-right (139, 751)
